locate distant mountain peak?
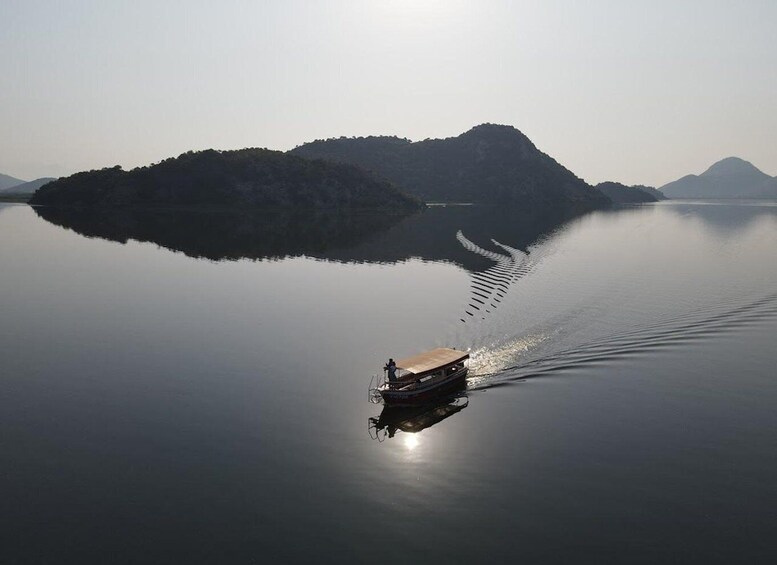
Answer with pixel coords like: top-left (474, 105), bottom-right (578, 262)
top-left (0, 177), bottom-right (57, 195)
top-left (0, 172), bottom-right (27, 191)
top-left (661, 156), bottom-right (775, 199)
top-left (702, 157), bottom-right (768, 179)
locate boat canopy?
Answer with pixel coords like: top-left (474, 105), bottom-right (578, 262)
top-left (396, 348), bottom-right (469, 375)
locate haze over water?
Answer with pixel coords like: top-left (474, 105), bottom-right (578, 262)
top-left (2, 200), bottom-right (777, 563)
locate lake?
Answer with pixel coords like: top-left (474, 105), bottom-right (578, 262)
top-left (2, 200), bottom-right (777, 563)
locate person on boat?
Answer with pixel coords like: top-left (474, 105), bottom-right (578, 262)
top-left (385, 358), bottom-right (397, 383)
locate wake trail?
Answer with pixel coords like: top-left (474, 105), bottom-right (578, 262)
top-left (467, 292), bottom-right (777, 391)
top-left (457, 230), bottom-right (535, 323)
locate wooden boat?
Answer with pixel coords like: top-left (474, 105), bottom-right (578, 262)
top-left (369, 347), bottom-right (469, 405)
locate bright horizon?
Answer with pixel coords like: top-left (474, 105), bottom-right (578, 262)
top-left (2, 0), bottom-right (776, 186)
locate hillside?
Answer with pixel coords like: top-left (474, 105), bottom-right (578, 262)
top-left (30, 149), bottom-right (423, 211)
top-left (291, 124), bottom-right (610, 212)
top-left (661, 157), bottom-right (777, 199)
top-left (632, 185), bottom-right (666, 200)
top-left (0, 177), bottom-right (56, 195)
top-left (0, 172), bottom-right (25, 191)
top-left (595, 182), bottom-right (659, 204)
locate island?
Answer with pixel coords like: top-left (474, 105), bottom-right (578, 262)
top-left (29, 148), bottom-right (423, 211)
top-left (595, 182), bottom-right (661, 204)
top-left (291, 124), bottom-right (610, 212)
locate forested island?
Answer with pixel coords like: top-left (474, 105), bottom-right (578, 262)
top-left (595, 182), bottom-right (663, 204)
top-left (291, 124), bottom-right (610, 212)
top-left (29, 124), bottom-right (682, 213)
top-left (30, 149), bottom-right (423, 211)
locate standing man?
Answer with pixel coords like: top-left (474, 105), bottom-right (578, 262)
top-left (385, 358), bottom-right (397, 383)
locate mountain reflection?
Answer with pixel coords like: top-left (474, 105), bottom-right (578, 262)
top-left (661, 201), bottom-right (777, 235)
top-left (368, 394), bottom-right (469, 441)
top-left (34, 206), bottom-right (402, 262)
top-left (33, 204), bottom-right (588, 273)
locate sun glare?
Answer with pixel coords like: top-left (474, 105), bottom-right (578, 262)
top-left (404, 434), bottom-right (420, 451)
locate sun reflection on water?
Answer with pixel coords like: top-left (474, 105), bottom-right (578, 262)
top-left (404, 434), bottom-right (419, 451)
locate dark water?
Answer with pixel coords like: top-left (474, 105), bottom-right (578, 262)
top-left (2, 200), bottom-right (777, 563)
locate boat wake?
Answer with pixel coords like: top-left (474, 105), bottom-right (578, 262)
top-left (465, 292), bottom-right (777, 391)
top-left (457, 231), bottom-right (534, 323)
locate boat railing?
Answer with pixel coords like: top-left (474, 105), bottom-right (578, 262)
top-left (367, 417), bottom-right (386, 441)
top-left (385, 375), bottom-right (421, 390)
top-left (368, 373), bottom-right (385, 404)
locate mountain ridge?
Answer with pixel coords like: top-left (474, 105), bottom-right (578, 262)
top-left (0, 172), bottom-right (26, 191)
top-left (291, 123), bottom-right (610, 212)
top-left (661, 157), bottom-right (777, 199)
top-left (0, 177), bottom-right (57, 195)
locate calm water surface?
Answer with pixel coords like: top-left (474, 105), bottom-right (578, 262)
top-left (2, 201), bottom-right (777, 563)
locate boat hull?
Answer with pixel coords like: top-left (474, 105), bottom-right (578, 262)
top-left (378, 368), bottom-right (468, 405)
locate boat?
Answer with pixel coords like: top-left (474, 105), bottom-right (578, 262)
top-left (368, 347), bottom-right (470, 405)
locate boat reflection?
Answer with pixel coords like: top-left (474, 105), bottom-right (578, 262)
top-left (368, 393), bottom-right (469, 442)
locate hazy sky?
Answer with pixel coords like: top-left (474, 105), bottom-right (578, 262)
top-left (2, 0), bottom-right (775, 186)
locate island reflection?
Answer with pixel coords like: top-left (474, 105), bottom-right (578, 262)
top-left (33, 204), bottom-right (589, 273)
